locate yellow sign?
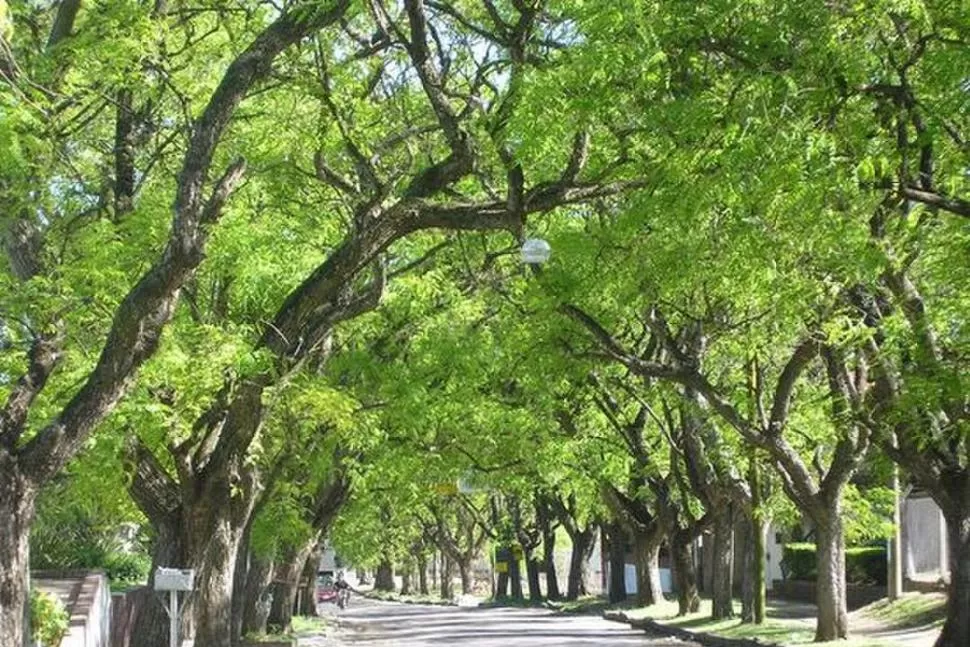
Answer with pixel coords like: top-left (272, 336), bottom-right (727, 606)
top-left (495, 561), bottom-right (508, 573)
top-left (434, 483), bottom-right (458, 495)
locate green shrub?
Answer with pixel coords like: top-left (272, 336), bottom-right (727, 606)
top-left (104, 551), bottom-right (151, 585)
top-left (781, 543), bottom-right (816, 580)
top-left (781, 542), bottom-right (887, 585)
top-left (30, 589), bottom-right (69, 646)
top-left (846, 546), bottom-right (887, 585)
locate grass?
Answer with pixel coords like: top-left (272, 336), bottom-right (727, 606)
top-left (610, 598), bottom-right (909, 647)
top-left (856, 592), bottom-right (946, 630)
top-left (291, 615), bottom-right (329, 636)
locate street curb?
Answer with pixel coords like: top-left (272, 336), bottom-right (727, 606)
top-left (603, 611), bottom-right (776, 647)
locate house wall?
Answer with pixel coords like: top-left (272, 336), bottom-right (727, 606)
top-left (902, 495), bottom-right (949, 581)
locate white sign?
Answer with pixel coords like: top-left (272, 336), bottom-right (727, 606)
top-left (154, 567), bottom-right (195, 591)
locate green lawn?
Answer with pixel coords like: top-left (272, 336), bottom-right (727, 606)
top-left (609, 597), bottom-right (938, 647)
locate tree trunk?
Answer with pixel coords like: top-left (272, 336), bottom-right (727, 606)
top-left (711, 506), bottom-right (734, 620)
top-left (299, 545), bottom-right (322, 616)
top-left (633, 532), bottom-right (664, 606)
top-left (128, 514), bottom-right (190, 647)
top-left (241, 555), bottom-right (275, 638)
top-left (400, 566), bottom-right (412, 596)
top-left (458, 559), bottom-right (473, 595)
top-left (607, 523), bottom-right (628, 604)
top-left (740, 516), bottom-right (755, 623)
top-left (526, 552), bottom-right (543, 601)
top-left (566, 527), bottom-right (595, 600)
top-left (814, 513), bottom-right (848, 641)
top-left (510, 552), bottom-right (524, 599)
top-left (231, 514), bottom-right (261, 645)
top-left (671, 530), bottom-right (699, 615)
top-left (265, 539), bottom-right (315, 634)
top-left (936, 508), bottom-right (970, 647)
top-left (0, 472), bottom-right (35, 647)
top-left (375, 559), bottom-right (395, 592)
top-left (439, 555), bottom-right (453, 599)
top-left (750, 457), bottom-right (767, 625)
top-left (539, 505), bottom-right (561, 600)
top-left (417, 555), bottom-right (429, 595)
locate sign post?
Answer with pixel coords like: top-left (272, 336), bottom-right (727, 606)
top-left (154, 567), bottom-right (194, 647)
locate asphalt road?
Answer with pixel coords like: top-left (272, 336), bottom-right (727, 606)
top-left (311, 598), bottom-right (700, 647)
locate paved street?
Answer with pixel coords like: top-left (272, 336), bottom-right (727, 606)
top-left (310, 598), bottom-right (699, 646)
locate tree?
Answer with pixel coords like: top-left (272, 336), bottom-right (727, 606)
top-left (1, 2), bottom-right (351, 642)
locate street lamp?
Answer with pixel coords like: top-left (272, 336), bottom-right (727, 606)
top-left (520, 238), bottom-right (551, 264)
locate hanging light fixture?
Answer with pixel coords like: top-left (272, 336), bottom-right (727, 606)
top-left (520, 238), bottom-right (551, 264)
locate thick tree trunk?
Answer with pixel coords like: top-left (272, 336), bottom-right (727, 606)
top-left (671, 530), bottom-right (699, 615)
top-left (566, 528), bottom-right (595, 600)
top-left (267, 540), bottom-right (316, 636)
top-left (607, 523), bottom-right (628, 604)
top-left (752, 515), bottom-right (767, 624)
top-left (814, 513), bottom-right (848, 641)
top-left (417, 555), bottom-right (429, 595)
top-left (241, 555), bottom-right (275, 637)
top-left (375, 559), bottom-right (395, 592)
top-left (711, 506), bottom-right (734, 620)
top-left (299, 545), bottom-right (322, 616)
top-left (633, 532), bottom-right (664, 606)
top-left (0, 471), bottom-right (35, 647)
top-left (129, 515), bottom-right (189, 647)
top-left (439, 555), bottom-right (453, 599)
top-left (458, 559), bottom-right (473, 595)
top-left (510, 553), bottom-right (524, 600)
top-left (232, 536), bottom-right (251, 645)
top-left (192, 502), bottom-right (252, 647)
top-left (538, 504), bottom-right (561, 601)
top-left (936, 509), bottom-right (970, 647)
top-left (526, 551), bottom-right (543, 601)
top-left (740, 516), bottom-right (755, 623)
top-left (400, 566), bottom-right (412, 596)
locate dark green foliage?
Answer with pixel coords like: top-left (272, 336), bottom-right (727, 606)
top-left (103, 552), bottom-right (151, 586)
top-left (782, 543), bottom-right (887, 585)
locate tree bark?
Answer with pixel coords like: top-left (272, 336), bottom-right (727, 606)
top-left (814, 512), bottom-right (848, 641)
top-left (566, 527), bottom-right (596, 600)
top-left (417, 555), bottom-right (429, 595)
top-left (936, 509), bottom-right (970, 647)
top-left (400, 566), bottom-right (412, 596)
top-left (0, 471), bottom-right (35, 647)
top-left (267, 538), bottom-right (316, 635)
top-left (633, 531), bottom-right (664, 606)
top-left (375, 559), bottom-right (395, 592)
top-left (739, 515), bottom-right (757, 623)
top-left (418, 554), bottom-right (428, 595)
top-left (241, 555), bottom-right (275, 638)
top-left (671, 530), bottom-right (699, 615)
top-left (526, 553), bottom-right (543, 601)
top-left (439, 554), bottom-right (453, 599)
top-left (537, 499), bottom-right (561, 600)
top-left (510, 552), bottom-right (524, 600)
top-left (606, 522), bottom-right (628, 604)
top-left (458, 559), bottom-right (473, 595)
top-left (128, 510), bottom-right (189, 647)
top-left (711, 506), bottom-right (734, 620)
top-left (299, 545), bottom-right (322, 617)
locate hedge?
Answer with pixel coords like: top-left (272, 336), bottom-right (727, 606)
top-left (781, 543), bottom-right (887, 585)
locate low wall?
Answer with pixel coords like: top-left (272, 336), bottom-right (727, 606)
top-left (33, 570), bottom-right (111, 647)
top-left (771, 579), bottom-right (885, 610)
